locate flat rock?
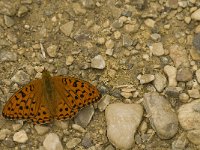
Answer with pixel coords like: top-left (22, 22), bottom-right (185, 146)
top-left (43, 133), bottom-right (63, 150)
top-left (153, 73), bottom-right (167, 92)
top-left (0, 129), bottom-right (11, 140)
top-left (74, 105), bottom-right (94, 128)
top-left (34, 125), bottom-right (50, 135)
top-left (143, 92), bottom-right (178, 139)
top-left (13, 130), bottom-right (28, 143)
top-left (137, 74), bottom-right (155, 84)
top-left (169, 45), bottom-right (189, 68)
top-left (11, 70), bottom-right (30, 85)
top-left (150, 42), bottom-right (164, 56)
top-left (0, 50), bottom-right (17, 62)
top-left (178, 99), bottom-right (200, 130)
top-left (191, 8), bottom-right (200, 20)
top-left (60, 21), bottom-right (74, 36)
top-left (91, 55), bottom-right (106, 69)
top-left (105, 103), bottom-right (143, 149)
top-left (172, 132), bottom-right (188, 150)
top-left (176, 68), bottom-right (193, 82)
top-left (66, 138), bottom-right (81, 149)
top-left (187, 129), bottom-right (200, 145)
top-left (0, 1), bottom-right (16, 16)
top-left (98, 94), bottom-right (110, 112)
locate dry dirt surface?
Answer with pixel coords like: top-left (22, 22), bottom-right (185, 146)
top-left (0, 0), bottom-right (200, 150)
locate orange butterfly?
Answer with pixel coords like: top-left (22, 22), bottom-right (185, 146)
top-left (2, 70), bottom-right (101, 124)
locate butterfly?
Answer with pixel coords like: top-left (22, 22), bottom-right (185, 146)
top-left (2, 69), bottom-right (102, 124)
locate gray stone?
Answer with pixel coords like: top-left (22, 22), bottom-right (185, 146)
top-left (153, 73), bottom-right (167, 92)
top-left (60, 21), bottom-right (74, 36)
top-left (105, 103), bottom-right (143, 149)
top-left (143, 92), bottom-right (178, 139)
top-left (176, 68), bottom-right (193, 82)
top-left (169, 45), bottom-right (189, 68)
top-left (98, 94), bottom-right (110, 112)
top-left (172, 132), bottom-right (188, 150)
top-left (74, 105), bottom-right (94, 128)
top-left (17, 6), bottom-right (29, 17)
top-left (193, 33), bottom-right (200, 52)
top-left (11, 70), bottom-right (30, 85)
top-left (43, 133), bottom-right (63, 150)
top-left (123, 34), bottom-right (133, 47)
top-left (165, 87), bottom-right (182, 98)
top-left (13, 130), bottom-right (28, 143)
top-left (4, 15), bottom-right (14, 27)
top-left (91, 55), bottom-right (106, 69)
top-left (0, 50), bottom-right (17, 62)
top-left (81, 133), bottom-right (93, 148)
top-left (178, 100), bottom-right (200, 130)
top-left (0, 1), bottom-right (16, 16)
top-left (46, 45), bottom-right (57, 57)
top-left (187, 129), bottom-right (200, 145)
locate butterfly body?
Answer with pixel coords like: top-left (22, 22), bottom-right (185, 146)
top-left (2, 70), bottom-right (101, 124)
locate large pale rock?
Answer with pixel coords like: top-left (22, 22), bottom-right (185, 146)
top-left (143, 92), bottom-right (178, 139)
top-left (178, 100), bottom-right (200, 130)
top-left (105, 103), bottom-right (143, 149)
top-left (43, 133), bottom-right (63, 150)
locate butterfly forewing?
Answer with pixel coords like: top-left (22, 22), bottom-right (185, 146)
top-left (52, 76), bottom-right (102, 120)
top-left (2, 80), bottom-right (42, 120)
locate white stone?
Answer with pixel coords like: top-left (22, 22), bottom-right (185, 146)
top-left (178, 100), bottom-right (200, 130)
top-left (137, 74), bottom-right (155, 84)
top-left (164, 65), bottom-right (177, 87)
top-left (43, 133), bottom-right (63, 150)
top-left (144, 19), bottom-right (155, 28)
top-left (196, 69), bottom-right (200, 83)
top-left (153, 73), bottom-right (167, 92)
top-left (0, 129), bottom-right (11, 140)
top-left (105, 103), bottom-right (143, 149)
top-left (191, 8), bottom-right (200, 20)
top-left (150, 42), bottom-right (164, 56)
top-left (13, 130), bottom-right (28, 143)
top-left (35, 125), bottom-right (50, 135)
top-left (66, 55), bottom-right (74, 66)
top-left (91, 55), bottom-right (106, 69)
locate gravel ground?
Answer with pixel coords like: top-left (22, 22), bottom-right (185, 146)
top-left (1, 0), bottom-right (200, 150)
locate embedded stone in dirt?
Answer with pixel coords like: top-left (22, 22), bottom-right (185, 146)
top-left (105, 103), bottom-right (143, 149)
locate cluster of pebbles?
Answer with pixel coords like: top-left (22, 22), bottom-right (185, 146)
top-left (1, 0), bottom-right (200, 150)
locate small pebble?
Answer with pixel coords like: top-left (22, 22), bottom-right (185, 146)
top-left (187, 89), bottom-right (200, 98)
top-left (34, 125), bottom-right (50, 135)
top-left (46, 45), bottom-right (57, 57)
top-left (43, 133), bottom-right (63, 150)
top-left (60, 21), bottom-right (74, 36)
top-left (150, 42), bottom-right (164, 56)
top-left (66, 55), bottom-right (74, 66)
top-left (91, 55), bottom-right (106, 69)
top-left (137, 74), bottom-right (155, 84)
top-left (191, 8), bottom-right (200, 21)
